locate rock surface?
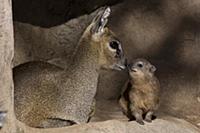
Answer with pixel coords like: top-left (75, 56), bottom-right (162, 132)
top-left (13, 0), bottom-right (122, 27)
top-left (0, 0), bottom-right (16, 132)
top-left (35, 117), bottom-right (200, 133)
top-left (109, 0), bottom-right (200, 127)
top-left (13, 13), bottom-right (94, 67)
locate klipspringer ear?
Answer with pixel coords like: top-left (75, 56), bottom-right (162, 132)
top-left (90, 7), bottom-right (111, 35)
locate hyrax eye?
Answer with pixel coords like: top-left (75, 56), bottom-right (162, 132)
top-left (109, 41), bottom-right (119, 50)
top-left (137, 63), bottom-right (143, 68)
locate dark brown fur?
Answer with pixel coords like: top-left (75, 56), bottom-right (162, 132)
top-left (119, 59), bottom-right (160, 125)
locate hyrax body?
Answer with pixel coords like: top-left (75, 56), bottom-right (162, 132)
top-left (119, 59), bottom-right (160, 125)
top-left (14, 7), bottom-right (126, 128)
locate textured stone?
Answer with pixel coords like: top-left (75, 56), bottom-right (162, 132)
top-left (33, 117), bottom-right (200, 133)
top-left (14, 13), bottom-right (95, 67)
top-left (13, 0), bottom-right (122, 27)
top-left (0, 0), bottom-right (16, 132)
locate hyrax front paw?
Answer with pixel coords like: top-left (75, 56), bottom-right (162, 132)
top-left (132, 110), bottom-right (144, 125)
top-left (144, 111), bottom-right (153, 123)
top-left (128, 115), bottom-right (144, 125)
top-left (144, 117), bottom-right (152, 123)
top-left (136, 118), bottom-right (144, 125)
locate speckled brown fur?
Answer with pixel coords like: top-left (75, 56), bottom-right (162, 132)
top-left (119, 59), bottom-right (160, 125)
top-left (14, 7), bottom-right (125, 128)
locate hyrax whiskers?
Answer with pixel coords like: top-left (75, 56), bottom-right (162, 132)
top-left (119, 59), bottom-right (160, 125)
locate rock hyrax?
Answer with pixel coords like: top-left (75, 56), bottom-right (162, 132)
top-left (119, 58), bottom-right (160, 125)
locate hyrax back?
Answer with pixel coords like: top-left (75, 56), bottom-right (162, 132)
top-left (14, 7), bottom-right (125, 128)
top-left (119, 59), bottom-right (160, 125)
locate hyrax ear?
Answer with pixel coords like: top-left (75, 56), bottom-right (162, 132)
top-left (90, 7), bottom-right (111, 35)
top-left (150, 65), bottom-right (156, 73)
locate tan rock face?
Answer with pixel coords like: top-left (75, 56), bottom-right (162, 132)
top-left (0, 0), bottom-right (16, 132)
top-left (13, 0), bottom-right (121, 27)
top-left (108, 0), bottom-right (200, 126)
top-left (34, 117), bottom-right (200, 133)
top-left (13, 13), bottom-right (95, 67)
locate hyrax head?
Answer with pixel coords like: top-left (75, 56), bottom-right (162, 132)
top-left (85, 7), bottom-right (126, 71)
top-left (128, 59), bottom-right (156, 80)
